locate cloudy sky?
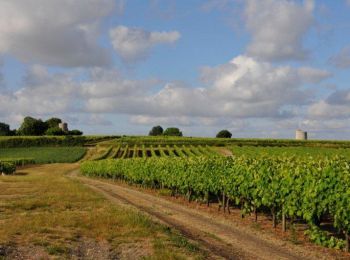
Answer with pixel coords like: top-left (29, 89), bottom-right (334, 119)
top-left (0, 0), bottom-right (350, 139)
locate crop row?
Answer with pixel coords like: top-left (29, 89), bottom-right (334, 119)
top-left (104, 136), bottom-right (350, 148)
top-left (88, 145), bottom-right (218, 160)
top-left (81, 155), bottom-right (350, 251)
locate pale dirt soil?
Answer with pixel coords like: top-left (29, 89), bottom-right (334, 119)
top-left (71, 170), bottom-right (350, 260)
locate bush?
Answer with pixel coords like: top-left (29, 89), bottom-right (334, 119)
top-left (46, 127), bottom-right (66, 136)
top-left (163, 127), bottom-right (183, 137)
top-left (149, 126), bottom-right (163, 136)
top-left (216, 130), bottom-right (232, 138)
top-left (0, 161), bottom-right (16, 175)
top-left (68, 130), bottom-right (83, 136)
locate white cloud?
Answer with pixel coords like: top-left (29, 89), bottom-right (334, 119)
top-left (308, 90), bottom-right (350, 119)
top-left (110, 26), bottom-right (181, 62)
top-left (85, 55), bottom-right (330, 120)
top-left (0, 0), bottom-right (117, 67)
top-left (297, 67), bottom-right (331, 83)
top-left (329, 46), bottom-right (350, 68)
top-left (245, 0), bottom-right (314, 61)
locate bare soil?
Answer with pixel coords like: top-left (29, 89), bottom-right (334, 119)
top-left (72, 171), bottom-right (349, 260)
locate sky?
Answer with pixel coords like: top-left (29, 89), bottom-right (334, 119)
top-left (0, 0), bottom-right (350, 139)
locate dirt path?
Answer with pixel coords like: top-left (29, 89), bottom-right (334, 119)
top-left (69, 171), bottom-right (336, 260)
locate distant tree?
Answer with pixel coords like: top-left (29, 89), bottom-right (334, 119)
top-left (18, 117), bottom-right (48, 136)
top-left (216, 130), bottom-right (232, 138)
top-left (149, 125), bottom-right (163, 136)
top-left (45, 127), bottom-right (66, 136)
top-left (45, 117), bottom-right (62, 128)
top-left (163, 127), bottom-right (183, 137)
top-left (68, 130), bottom-right (83, 136)
top-left (0, 122), bottom-right (10, 136)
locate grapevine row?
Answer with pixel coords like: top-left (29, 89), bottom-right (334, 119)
top-left (81, 155), bottom-right (350, 250)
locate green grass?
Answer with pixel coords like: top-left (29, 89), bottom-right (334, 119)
top-left (0, 147), bottom-right (87, 163)
top-left (231, 146), bottom-right (350, 159)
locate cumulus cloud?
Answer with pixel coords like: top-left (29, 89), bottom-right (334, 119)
top-left (329, 46), bottom-right (350, 68)
top-left (245, 0), bottom-right (314, 61)
top-left (110, 26), bottom-right (180, 62)
top-left (308, 90), bottom-right (350, 119)
top-left (0, 0), bottom-right (117, 67)
top-left (85, 55), bottom-right (330, 120)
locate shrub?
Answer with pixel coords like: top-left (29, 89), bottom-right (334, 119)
top-left (216, 130), bottom-right (232, 138)
top-left (68, 130), bottom-right (83, 136)
top-left (0, 161), bottom-right (16, 175)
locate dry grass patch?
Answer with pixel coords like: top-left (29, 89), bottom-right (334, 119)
top-left (0, 164), bottom-right (205, 259)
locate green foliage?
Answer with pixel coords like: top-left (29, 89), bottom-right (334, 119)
top-left (81, 155), bottom-right (350, 250)
top-left (0, 161), bottom-right (16, 174)
top-left (149, 125), bottom-right (164, 136)
top-left (0, 147), bottom-right (86, 164)
top-left (68, 129), bottom-right (83, 136)
top-left (216, 130), bottom-right (232, 138)
top-left (231, 146), bottom-right (350, 159)
top-left (0, 122), bottom-right (10, 136)
top-left (45, 118), bottom-right (62, 128)
top-left (163, 128), bottom-right (183, 137)
top-left (104, 136), bottom-right (350, 149)
top-left (18, 117), bottom-right (48, 136)
top-left (0, 158), bottom-right (35, 166)
top-left (0, 136), bottom-right (85, 148)
top-left (46, 127), bottom-right (66, 136)
top-left (305, 226), bottom-right (345, 249)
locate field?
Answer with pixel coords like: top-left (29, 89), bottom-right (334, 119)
top-left (0, 164), bottom-right (205, 259)
top-left (1, 136), bottom-right (350, 258)
top-left (0, 147), bottom-right (87, 164)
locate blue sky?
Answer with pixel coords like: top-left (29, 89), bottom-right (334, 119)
top-left (1, 0), bottom-right (350, 139)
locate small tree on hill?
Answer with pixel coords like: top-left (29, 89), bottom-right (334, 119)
top-left (163, 127), bottom-right (183, 137)
top-left (149, 125), bottom-right (163, 136)
top-left (216, 130), bottom-right (232, 138)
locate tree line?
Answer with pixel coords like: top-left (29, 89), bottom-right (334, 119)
top-left (148, 125), bottom-right (232, 138)
top-left (0, 117), bottom-right (83, 136)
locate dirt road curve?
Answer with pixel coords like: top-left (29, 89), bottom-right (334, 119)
top-left (71, 172), bottom-right (327, 260)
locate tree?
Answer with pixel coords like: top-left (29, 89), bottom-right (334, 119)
top-left (68, 130), bottom-right (83, 136)
top-left (149, 125), bottom-right (163, 136)
top-left (46, 117), bottom-right (62, 128)
top-left (216, 130), bottom-right (232, 138)
top-left (45, 127), bottom-right (66, 136)
top-left (18, 117), bottom-right (48, 136)
top-left (0, 122), bottom-right (10, 136)
top-left (163, 127), bottom-right (183, 137)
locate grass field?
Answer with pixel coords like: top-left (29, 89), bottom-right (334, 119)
top-left (231, 145), bottom-right (350, 159)
top-left (0, 164), bottom-right (205, 259)
top-left (0, 147), bottom-right (87, 164)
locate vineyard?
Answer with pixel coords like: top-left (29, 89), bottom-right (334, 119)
top-left (84, 144), bottom-right (220, 161)
top-left (81, 155), bottom-right (350, 251)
